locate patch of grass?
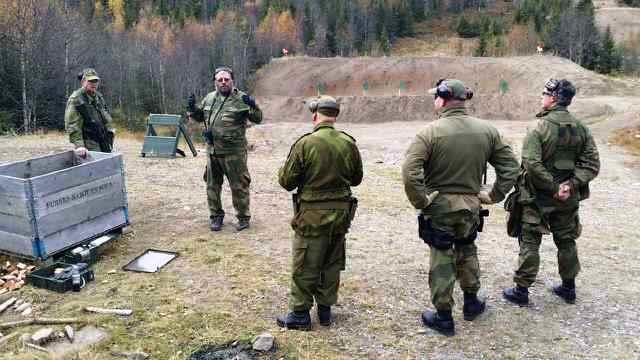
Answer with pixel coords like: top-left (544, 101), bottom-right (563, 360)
top-left (610, 126), bottom-right (640, 155)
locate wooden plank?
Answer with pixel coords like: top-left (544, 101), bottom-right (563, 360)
top-left (0, 195), bottom-right (29, 218)
top-left (39, 209), bottom-right (127, 257)
top-left (142, 136), bottom-right (177, 156)
top-left (0, 213), bottom-right (32, 236)
top-left (0, 151), bottom-right (74, 179)
top-left (32, 174), bottom-right (124, 218)
top-left (36, 187), bottom-right (126, 237)
top-left (0, 176), bottom-right (27, 198)
top-left (30, 155), bottom-right (122, 196)
top-left (0, 231), bottom-right (35, 258)
top-left (148, 114), bottom-right (181, 125)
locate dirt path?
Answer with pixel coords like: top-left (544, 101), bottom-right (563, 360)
top-left (1, 116), bottom-right (639, 359)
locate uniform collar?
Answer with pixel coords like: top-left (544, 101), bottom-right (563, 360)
top-left (313, 122), bottom-right (335, 132)
top-left (439, 105), bottom-right (467, 118)
top-left (536, 104), bottom-right (568, 118)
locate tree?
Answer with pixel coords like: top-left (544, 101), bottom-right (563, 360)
top-left (598, 26), bottom-right (622, 74)
top-left (301, 1), bottom-right (314, 49)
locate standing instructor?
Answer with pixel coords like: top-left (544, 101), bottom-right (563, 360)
top-left (188, 67), bottom-right (263, 232)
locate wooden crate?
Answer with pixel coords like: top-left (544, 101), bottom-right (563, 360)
top-left (0, 151), bottom-right (129, 260)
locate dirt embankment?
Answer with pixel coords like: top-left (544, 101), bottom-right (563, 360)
top-left (254, 55), bottom-right (640, 123)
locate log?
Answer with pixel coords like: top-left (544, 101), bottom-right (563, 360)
top-left (24, 341), bottom-right (50, 353)
top-left (64, 325), bottom-right (74, 343)
top-left (0, 297), bottom-right (17, 313)
top-left (0, 318), bottom-right (83, 330)
top-left (85, 306), bottom-right (133, 316)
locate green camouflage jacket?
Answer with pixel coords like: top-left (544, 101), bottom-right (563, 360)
top-left (279, 123), bottom-right (363, 201)
top-left (192, 88), bottom-right (262, 155)
top-left (402, 106), bottom-right (519, 213)
top-left (520, 104), bottom-right (600, 204)
top-left (64, 88), bottom-right (114, 151)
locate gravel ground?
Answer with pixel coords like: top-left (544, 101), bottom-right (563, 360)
top-left (0, 118), bottom-right (639, 359)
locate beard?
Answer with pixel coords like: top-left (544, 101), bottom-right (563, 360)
top-left (216, 83), bottom-right (232, 96)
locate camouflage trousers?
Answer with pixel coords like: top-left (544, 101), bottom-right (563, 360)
top-left (205, 152), bottom-right (251, 220)
top-left (514, 205), bottom-right (582, 287)
top-left (429, 243), bottom-right (481, 311)
top-left (289, 204), bottom-right (351, 312)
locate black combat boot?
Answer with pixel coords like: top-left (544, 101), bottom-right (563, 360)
top-left (462, 292), bottom-right (486, 321)
top-left (421, 309), bottom-right (455, 336)
top-left (276, 311), bottom-right (311, 330)
top-left (235, 218), bottom-right (250, 231)
top-left (503, 285), bottom-right (529, 305)
top-left (209, 216), bottom-right (223, 232)
top-left (552, 279), bottom-right (576, 304)
top-left (317, 304), bottom-right (331, 326)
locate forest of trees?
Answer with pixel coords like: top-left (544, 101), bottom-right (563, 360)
top-left (513, 0), bottom-right (625, 75)
top-left (0, 0), bottom-right (636, 134)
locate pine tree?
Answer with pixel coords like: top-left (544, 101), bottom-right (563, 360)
top-left (598, 26), bottom-right (622, 74)
top-left (475, 32), bottom-right (488, 57)
top-left (302, 1), bottom-right (314, 49)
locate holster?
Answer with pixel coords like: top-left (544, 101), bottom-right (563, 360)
top-left (478, 208), bottom-right (489, 232)
top-left (418, 214), bottom-right (478, 250)
top-left (348, 197), bottom-right (358, 222)
top-left (504, 189), bottom-right (523, 238)
top-left (418, 215), bottom-right (454, 250)
top-left (292, 192), bottom-right (300, 215)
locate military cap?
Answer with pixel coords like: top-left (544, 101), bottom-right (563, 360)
top-left (428, 79), bottom-right (473, 100)
top-left (307, 95), bottom-right (340, 116)
top-left (82, 68), bottom-right (100, 81)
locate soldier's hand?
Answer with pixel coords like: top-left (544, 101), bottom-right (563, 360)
top-left (554, 181), bottom-right (571, 202)
top-left (75, 146), bottom-right (88, 158)
top-left (478, 190), bottom-right (494, 204)
top-left (425, 190), bottom-right (440, 207)
top-left (242, 94), bottom-right (257, 109)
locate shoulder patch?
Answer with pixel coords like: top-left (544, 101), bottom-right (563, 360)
top-left (339, 131), bottom-right (356, 143)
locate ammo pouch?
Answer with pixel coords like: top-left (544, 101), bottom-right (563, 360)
top-left (504, 189), bottom-right (523, 238)
top-left (202, 128), bottom-right (214, 145)
top-left (418, 215), bottom-right (477, 250)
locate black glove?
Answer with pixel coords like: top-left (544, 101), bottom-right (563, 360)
top-left (187, 93), bottom-right (196, 113)
top-left (242, 94), bottom-right (257, 109)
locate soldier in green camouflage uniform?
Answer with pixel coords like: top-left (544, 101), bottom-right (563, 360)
top-left (503, 79), bottom-right (600, 306)
top-left (188, 67), bottom-right (263, 232)
top-left (402, 79), bottom-right (519, 336)
top-left (64, 68), bottom-right (114, 157)
top-left (276, 95), bottom-right (363, 330)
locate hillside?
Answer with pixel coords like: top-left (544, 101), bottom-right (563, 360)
top-left (254, 55), bottom-right (640, 123)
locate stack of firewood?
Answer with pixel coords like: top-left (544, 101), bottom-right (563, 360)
top-left (0, 262), bottom-right (35, 294)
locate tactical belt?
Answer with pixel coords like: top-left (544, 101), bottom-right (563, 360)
top-left (300, 201), bottom-right (351, 210)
